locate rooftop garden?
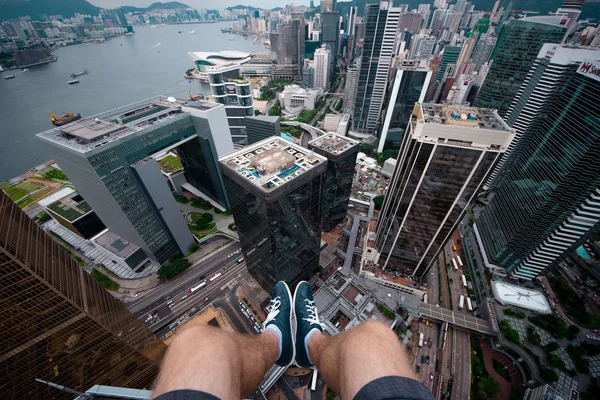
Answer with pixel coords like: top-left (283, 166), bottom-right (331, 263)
top-left (159, 154), bottom-right (184, 174)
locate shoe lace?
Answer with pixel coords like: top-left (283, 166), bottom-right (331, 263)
top-left (303, 299), bottom-right (321, 326)
top-left (264, 296), bottom-right (282, 326)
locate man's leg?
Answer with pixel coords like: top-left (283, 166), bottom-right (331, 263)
top-left (151, 325), bottom-right (279, 399)
top-left (152, 281), bottom-right (295, 399)
top-left (308, 321), bottom-right (417, 399)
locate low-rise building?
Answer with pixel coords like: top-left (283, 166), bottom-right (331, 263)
top-left (382, 158), bottom-right (396, 177)
top-left (279, 84), bottom-right (321, 113)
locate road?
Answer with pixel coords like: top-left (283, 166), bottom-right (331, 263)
top-left (452, 330), bottom-right (471, 400)
top-left (414, 319), bottom-right (439, 392)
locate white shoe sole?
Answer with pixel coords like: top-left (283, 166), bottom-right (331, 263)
top-left (292, 281), bottom-right (310, 368)
top-left (281, 282), bottom-right (296, 368)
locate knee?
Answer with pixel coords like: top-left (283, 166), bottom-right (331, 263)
top-left (349, 320), bottom-right (397, 342)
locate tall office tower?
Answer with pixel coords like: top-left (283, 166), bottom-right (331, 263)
top-left (485, 44), bottom-right (600, 188)
top-left (292, 11), bottom-right (306, 70)
top-left (0, 190), bottom-right (165, 398)
top-left (308, 134), bottom-right (359, 232)
top-left (454, 0), bottom-right (468, 15)
top-left (433, 0), bottom-right (447, 9)
top-left (378, 60), bottom-right (433, 152)
top-left (474, 58), bottom-right (600, 280)
top-left (271, 20), bottom-right (302, 80)
top-left (408, 34), bottom-right (436, 60)
top-left (219, 137), bottom-right (327, 292)
top-left (352, 0), bottom-right (402, 136)
top-left (426, 45), bottom-right (461, 102)
top-left (344, 62), bottom-right (358, 113)
top-left (207, 65), bottom-right (254, 144)
top-left (314, 45), bottom-right (331, 90)
top-left (398, 12), bottom-right (422, 35)
top-left (245, 115), bottom-right (281, 145)
top-left (417, 4), bottom-right (431, 29)
top-left (321, 11), bottom-right (340, 78)
top-left (470, 34), bottom-right (497, 72)
top-left (347, 5), bottom-right (357, 37)
top-left (321, 0), bottom-right (336, 13)
top-left (375, 103), bottom-right (514, 278)
top-left (474, 16), bottom-right (568, 117)
top-left (303, 59), bottom-right (315, 87)
top-left (38, 97), bottom-right (234, 264)
top-left (562, 0), bottom-right (584, 9)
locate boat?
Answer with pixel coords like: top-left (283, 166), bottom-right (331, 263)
top-left (22, 69), bottom-right (29, 72)
top-left (189, 29), bottom-right (196, 34)
top-left (68, 79), bottom-right (80, 84)
top-left (50, 111), bottom-right (81, 126)
top-left (229, 38), bottom-right (235, 41)
top-left (70, 70), bottom-right (89, 78)
top-left (125, 32), bottom-right (134, 36)
top-left (4, 75), bottom-right (15, 79)
top-left (188, 91), bottom-right (204, 101)
top-left (178, 30), bottom-right (182, 34)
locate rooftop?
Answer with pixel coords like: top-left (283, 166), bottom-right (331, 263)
top-left (39, 187), bottom-right (93, 222)
top-left (92, 230), bottom-right (141, 259)
top-left (309, 133), bottom-right (359, 156)
top-left (219, 137), bottom-right (327, 192)
top-left (415, 103), bottom-right (510, 131)
top-left (37, 96), bottom-right (190, 153)
top-left (491, 281), bottom-right (551, 314)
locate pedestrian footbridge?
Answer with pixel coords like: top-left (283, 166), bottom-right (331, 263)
top-left (420, 303), bottom-right (492, 335)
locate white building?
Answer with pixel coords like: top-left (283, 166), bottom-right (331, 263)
top-left (382, 158), bottom-right (396, 177)
top-left (323, 114), bottom-right (340, 132)
top-left (338, 113), bottom-right (351, 136)
top-left (279, 85), bottom-right (321, 113)
top-left (314, 46), bottom-right (331, 90)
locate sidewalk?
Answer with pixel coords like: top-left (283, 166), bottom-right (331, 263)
top-left (480, 340), bottom-right (513, 400)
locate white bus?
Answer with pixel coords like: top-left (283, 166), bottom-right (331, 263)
top-left (418, 332), bottom-right (424, 347)
top-left (457, 255), bottom-right (464, 267)
top-left (209, 272), bottom-right (222, 282)
top-left (189, 281), bottom-right (206, 293)
top-left (467, 297), bottom-right (473, 312)
top-left (458, 295), bottom-right (465, 310)
top-left (451, 259), bottom-right (458, 270)
top-left (461, 275), bottom-right (467, 288)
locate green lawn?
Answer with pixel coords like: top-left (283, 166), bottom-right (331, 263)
top-left (3, 181), bottom-right (48, 205)
top-left (188, 223), bottom-right (216, 238)
top-left (159, 154), bottom-right (184, 174)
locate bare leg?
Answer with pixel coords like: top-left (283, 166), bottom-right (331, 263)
top-left (308, 320), bottom-right (417, 400)
top-left (152, 324), bottom-right (279, 399)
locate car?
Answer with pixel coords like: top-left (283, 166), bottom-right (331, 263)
top-left (204, 296), bottom-right (210, 303)
top-left (421, 355), bottom-right (425, 363)
top-left (430, 373), bottom-right (434, 381)
top-left (416, 365), bottom-right (420, 373)
top-left (425, 355), bottom-right (430, 364)
top-left (181, 295), bottom-right (188, 300)
top-left (591, 329), bottom-right (599, 333)
top-left (165, 295), bottom-right (173, 301)
top-left (428, 341), bottom-right (433, 348)
top-left (168, 302), bottom-right (175, 308)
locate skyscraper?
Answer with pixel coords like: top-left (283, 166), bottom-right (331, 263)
top-left (408, 34), bottom-right (436, 60)
top-left (321, 11), bottom-right (340, 79)
top-left (398, 12), bottom-right (422, 34)
top-left (378, 60), bottom-right (432, 152)
top-left (321, 0), bottom-right (337, 13)
top-left (308, 133), bottom-right (359, 231)
top-left (475, 57), bottom-right (600, 279)
top-left (0, 190), bottom-right (165, 398)
top-left (470, 34), bottom-right (497, 72)
top-left (271, 19), bottom-right (302, 80)
top-left (245, 115), bottom-right (281, 145)
top-left (344, 61), bottom-right (358, 113)
top-left (314, 45), bottom-right (331, 90)
top-left (219, 137), bottom-right (327, 292)
top-left (426, 45), bottom-right (461, 103)
top-left (38, 97), bottom-right (234, 264)
top-left (375, 103), bottom-right (514, 278)
top-left (474, 16), bottom-right (568, 117)
top-left (352, 0), bottom-right (402, 136)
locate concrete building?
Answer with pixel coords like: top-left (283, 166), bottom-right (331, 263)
top-left (378, 59), bottom-right (432, 152)
top-left (382, 157), bottom-right (396, 177)
top-left (344, 62), bottom-right (358, 113)
top-left (219, 137), bottom-right (328, 292)
top-left (38, 186), bottom-right (106, 239)
top-left (279, 84), bottom-right (321, 113)
top-left (353, 1), bottom-right (402, 135)
top-left (206, 64), bottom-right (254, 145)
top-left (338, 113), bottom-right (351, 136)
top-left (398, 12), bottom-right (422, 34)
top-left (321, 11), bottom-right (340, 78)
top-left (303, 59), bottom-right (315, 88)
top-left (470, 34), bottom-right (497, 72)
top-left (188, 51), bottom-right (253, 81)
top-left (245, 115), bottom-right (281, 145)
top-left (323, 114), bottom-right (340, 132)
top-left (375, 103), bottom-right (515, 278)
top-left (38, 97), bottom-right (234, 264)
top-left (408, 34), bottom-right (436, 60)
top-left (314, 46), bottom-right (331, 90)
top-left (271, 19), bottom-right (303, 80)
top-left (0, 190), bottom-right (165, 398)
top-left (475, 57), bottom-right (600, 279)
top-left (308, 134), bottom-right (359, 232)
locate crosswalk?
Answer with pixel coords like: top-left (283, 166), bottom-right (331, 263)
top-left (42, 220), bottom-right (158, 279)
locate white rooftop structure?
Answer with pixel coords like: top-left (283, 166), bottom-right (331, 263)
top-left (492, 281), bottom-right (551, 314)
top-left (187, 51), bottom-right (253, 68)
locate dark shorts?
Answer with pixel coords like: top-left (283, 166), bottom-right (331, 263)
top-left (154, 375), bottom-right (436, 400)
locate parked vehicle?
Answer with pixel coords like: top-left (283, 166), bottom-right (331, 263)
top-left (416, 365), bottom-right (420, 373)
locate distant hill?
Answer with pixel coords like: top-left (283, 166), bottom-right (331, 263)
top-left (120, 2), bottom-right (191, 14)
top-left (0, 0), bottom-right (191, 21)
top-left (0, 0), bottom-right (100, 20)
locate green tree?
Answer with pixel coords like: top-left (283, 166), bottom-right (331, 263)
top-left (378, 148), bottom-right (400, 166)
top-left (37, 211), bottom-right (51, 224)
top-left (544, 342), bottom-right (560, 352)
top-left (373, 195), bottom-right (385, 211)
top-left (195, 213), bottom-right (213, 230)
top-left (91, 268), bottom-right (119, 291)
top-left (157, 256), bottom-right (191, 280)
top-left (567, 325), bottom-right (581, 340)
top-left (254, 109), bottom-right (261, 116)
top-left (540, 367), bottom-right (558, 383)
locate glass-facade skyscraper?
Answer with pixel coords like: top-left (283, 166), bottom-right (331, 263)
top-left (0, 190), bottom-right (165, 398)
top-left (375, 103), bottom-right (515, 278)
top-left (475, 58), bottom-right (600, 280)
top-left (308, 133), bottom-right (359, 232)
top-left (474, 16), bottom-right (568, 117)
top-left (38, 97), bottom-right (234, 264)
top-left (219, 137), bottom-right (327, 292)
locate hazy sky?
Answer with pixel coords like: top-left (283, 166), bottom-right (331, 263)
top-left (90, 0), bottom-right (311, 10)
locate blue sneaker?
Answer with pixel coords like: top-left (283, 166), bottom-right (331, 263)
top-left (293, 281), bottom-right (323, 368)
top-left (263, 282), bottom-right (295, 367)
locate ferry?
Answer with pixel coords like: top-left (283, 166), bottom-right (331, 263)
top-left (189, 29), bottom-right (196, 34)
top-left (70, 70), bottom-right (89, 78)
top-left (4, 75), bottom-right (15, 79)
top-left (68, 79), bottom-right (80, 84)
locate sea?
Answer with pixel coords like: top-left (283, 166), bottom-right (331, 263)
top-left (0, 22), bottom-right (266, 181)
